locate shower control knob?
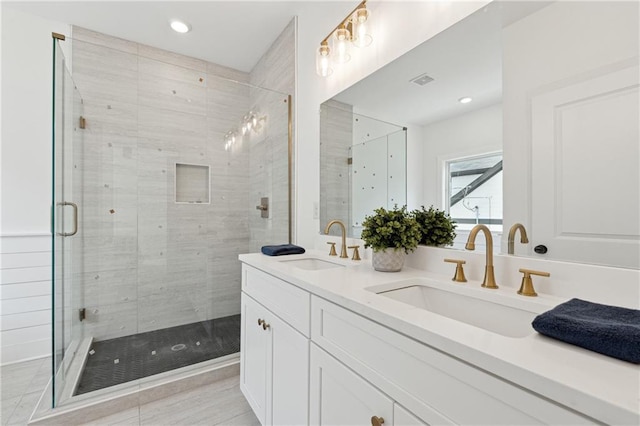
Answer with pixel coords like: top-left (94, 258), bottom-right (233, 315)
top-left (534, 245), bottom-right (548, 254)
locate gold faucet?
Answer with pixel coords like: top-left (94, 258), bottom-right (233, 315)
top-left (508, 223), bottom-right (529, 255)
top-left (324, 220), bottom-right (348, 258)
top-left (465, 224), bottom-right (498, 289)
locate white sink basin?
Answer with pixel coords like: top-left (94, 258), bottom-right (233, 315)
top-left (369, 279), bottom-right (550, 338)
top-left (280, 258), bottom-right (345, 271)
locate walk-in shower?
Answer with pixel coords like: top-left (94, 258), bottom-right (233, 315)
top-left (52, 27), bottom-right (292, 407)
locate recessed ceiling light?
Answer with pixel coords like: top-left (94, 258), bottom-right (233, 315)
top-left (170, 20), bottom-right (191, 34)
top-left (459, 97), bottom-right (473, 104)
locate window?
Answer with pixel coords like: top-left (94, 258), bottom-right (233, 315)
top-left (446, 153), bottom-right (502, 231)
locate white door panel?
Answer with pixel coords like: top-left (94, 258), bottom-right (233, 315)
top-left (531, 63), bottom-right (640, 268)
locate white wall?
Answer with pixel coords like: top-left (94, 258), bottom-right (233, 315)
top-left (0, 236), bottom-right (52, 365)
top-left (421, 103), bottom-right (502, 209)
top-left (0, 6), bottom-right (70, 364)
top-left (295, 1), bottom-right (492, 247)
top-left (405, 124), bottom-right (424, 211)
top-left (1, 6), bottom-right (71, 235)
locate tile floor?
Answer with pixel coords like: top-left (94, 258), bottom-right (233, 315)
top-left (1, 358), bottom-right (259, 426)
top-left (1, 358), bottom-right (50, 426)
top-left (78, 315), bottom-right (241, 395)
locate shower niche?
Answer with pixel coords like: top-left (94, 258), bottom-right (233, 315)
top-left (175, 163), bottom-right (210, 204)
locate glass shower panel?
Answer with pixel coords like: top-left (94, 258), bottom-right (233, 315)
top-left (350, 128), bottom-right (407, 237)
top-left (52, 36), bottom-right (292, 400)
top-left (319, 105), bottom-right (405, 238)
top-left (247, 87), bottom-right (291, 252)
top-left (52, 39), bottom-right (84, 407)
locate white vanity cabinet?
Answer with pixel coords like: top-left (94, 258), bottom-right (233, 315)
top-left (394, 403), bottom-right (428, 426)
top-left (240, 265), bottom-right (310, 426)
top-left (310, 296), bottom-right (595, 426)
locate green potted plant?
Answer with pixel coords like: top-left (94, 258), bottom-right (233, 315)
top-left (412, 206), bottom-right (457, 247)
top-left (361, 206), bottom-right (421, 272)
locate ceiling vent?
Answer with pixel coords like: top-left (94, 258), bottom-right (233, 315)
top-left (410, 73), bottom-right (434, 86)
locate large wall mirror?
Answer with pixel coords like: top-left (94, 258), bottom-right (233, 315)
top-left (319, 0), bottom-right (639, 269)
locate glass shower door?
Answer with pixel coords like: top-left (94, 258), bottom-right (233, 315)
top-left (248, 88), bottom-right (292, 252)
top-left (350, 128), bottom-right (407, 236)
top-left (52, 38), bottom-right (84, 407)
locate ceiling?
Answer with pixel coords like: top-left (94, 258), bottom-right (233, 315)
top-left (4, 1), bottom-right (353, 72)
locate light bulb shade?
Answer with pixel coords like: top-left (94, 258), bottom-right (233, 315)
top-left (316, 42), bottom-right (333, 77)
top-left (170, 20), bottom-right (191, 33)
top-left (352, 7), bottom-right (372, 47)
top-left (330, 26), bottom-right (351, 64)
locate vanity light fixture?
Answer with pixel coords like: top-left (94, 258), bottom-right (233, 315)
top-left (459, 97), bottom-right (473, 104)
top-left (170, 20), bottom-right (191, 34)
top-left (331, 25), bottom-right (352, 64)
top-left (316, 41), bottom-right (333, 77)
top-left (315, 0), bottom-right (373, 77)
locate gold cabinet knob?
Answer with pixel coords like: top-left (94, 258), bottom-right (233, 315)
top-left (444, 258), bottom-right (467, 283)
top-left (371, 416), bottom-right (385, 426)
top-left (257, 318), bottom-right (270, 330)
top-left (517, 268), bottom-right (550, 297)
top-left (327, 241), bottom-right (337, 256)
top-left (348, 245), bottom-right (361, 261)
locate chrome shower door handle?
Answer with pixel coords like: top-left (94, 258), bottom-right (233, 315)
top-left (57, 201), bottom-right (78, 236)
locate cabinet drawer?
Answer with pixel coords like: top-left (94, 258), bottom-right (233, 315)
top-left (242, 265), bottom-right (310, 336)
top-left (311, 296), bottom-right (593, 425)
top-left (310, 343), bottom-right (393, 426)
top-left (394, 403), bottom-right (427, 426)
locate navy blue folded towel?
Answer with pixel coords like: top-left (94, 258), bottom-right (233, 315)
top-left (261, 244), bottom-right (306, 256)
top-left (532, 298), bottom-right (640, 363)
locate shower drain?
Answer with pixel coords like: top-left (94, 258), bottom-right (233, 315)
top-left (171, 344), bottom-right (187, 352)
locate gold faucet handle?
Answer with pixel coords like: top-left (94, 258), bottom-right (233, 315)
top-left (348, 245), bottom-right (361, 261)
top-left (327, 242), bottom-right (337, 256)
top-left (517, 268), bottom-right (550, 297)
top-left (444, 258), bottom-right (467, 283)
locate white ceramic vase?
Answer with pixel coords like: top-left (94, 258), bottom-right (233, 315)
top-left (372, 248), bottom-right (405, 272)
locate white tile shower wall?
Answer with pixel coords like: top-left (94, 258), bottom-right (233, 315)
top-left (71, 26), bottom-right (254, 339)
top-left (0, 235), bottom-right (52, 365)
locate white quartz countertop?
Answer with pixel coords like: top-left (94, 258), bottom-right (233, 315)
top-left (239, 250), bottom-right (640, 425)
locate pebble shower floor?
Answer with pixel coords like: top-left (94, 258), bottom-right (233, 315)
top-left (75, 314), bottom-right (241, 395)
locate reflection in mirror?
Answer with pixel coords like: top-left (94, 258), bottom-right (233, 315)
top-left (319, 1), bottom-right (639, 268)
top-left (320, 0), bottom-right (505, 247)
top-left (446, 152), bottom-right (503, 250)
top-left (320, 100), bottom-right (406, 237)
